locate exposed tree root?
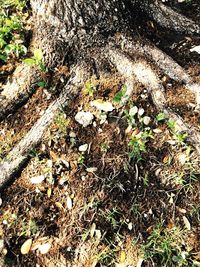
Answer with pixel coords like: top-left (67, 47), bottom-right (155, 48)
top-left (0, 65), bottom-right (41, 121)
top-left (139, 0), bottom-right (200, 34)
top-left (0, 65), bottom-right (89, 191)
top-left (119, 35), bottom-right (200, 105)
top-left (108, 48), bottom-right (200, 153)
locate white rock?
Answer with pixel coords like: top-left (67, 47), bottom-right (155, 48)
top-left (190, 45), bottom-right (200, 54)
top-left (143, 116), bottom-right (151, 125)
top-left (38, 243), bottom-right (51, 254)
top-left (69, 131), bottom-right (76, 138)
top-left (30, 175), bottom-right (45, 184)
top-left (128, 222), bottom-right (133, 230)
top-left (129, 106), bottom-right (138, 116)
top-left (91, 100), bottom-right (114, 112)
top-left (79, 144), bottom-right (88, 152)
top-left (75, 111), bottom-right (94, 127)
top-left (138, 108), bottom-right (145, 116)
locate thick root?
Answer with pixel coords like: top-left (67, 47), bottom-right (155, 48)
top-left (0, 64), bottom-right (41, 121)
top-left (107, 48), bottom-right (200, 153)
top-left (138, 0), bottom-right (200, 35)
top-left (119, 35), bottom-right (200, 105)
top-left (0, 65), bottom-right (89, 191)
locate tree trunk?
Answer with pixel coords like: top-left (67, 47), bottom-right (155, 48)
top-left (0, 0), bottom-right (200, 189)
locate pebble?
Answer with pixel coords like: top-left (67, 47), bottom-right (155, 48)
top-left (69, 131), bottom-right (76, 138)
top-left (129, 106), bottom-right (138, 116)
top-left (143, 116), bottom-right (151, 125)
top-left (75, 111), bottom-right (94, 127)
top-left (78, 144), bottom-right (88, 152)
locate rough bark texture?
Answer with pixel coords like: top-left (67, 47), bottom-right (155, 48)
top-left (0, 0), bottom-right (200, 189)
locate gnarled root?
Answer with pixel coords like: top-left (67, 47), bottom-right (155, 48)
top-left (138, 0), bottom-right (200, 35)
top-left (0, 64), bottom-right (41, 121)
top-left (107, 47), bottom-right (200, 153)
top-left (119, 35), bottom-right (200, 106)
top-left (0, 65), bottom-right (89, 191)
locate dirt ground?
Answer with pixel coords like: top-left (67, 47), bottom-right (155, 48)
top-left (0, 1), bottom-right (199, 267)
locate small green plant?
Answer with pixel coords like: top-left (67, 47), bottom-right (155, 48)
top-left (97, 245), bottom-right (117, 266)
top-left (20, 219), bottom-right (38, 236)
top-left (100, 142), bottom-right (110, 153)
top-left (130, 201), bottom-right (141, 216)
top-left (156, 112), bottom-right (166, 122)
top-left (141, 222), bottom-right (194, 266)
top-left (167, 119), bottom-right (188, 144)
top-left (128, 130), bottom-right (153, 161)
top-left (0, 0), bottom-right (27, 10)
top-left (78, 152), bottom-right (85, 165)
top-left (0, 12), bottom-right (27, 61)
top-left (113, 84), bottom-right (127, 104)
top-left (83, 81), bottom-right (95, 96)
top-left (24, 48), bottom-right (47, 72)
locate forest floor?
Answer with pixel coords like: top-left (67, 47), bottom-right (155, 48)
top-left (0, 1), bottom-right (199, 267)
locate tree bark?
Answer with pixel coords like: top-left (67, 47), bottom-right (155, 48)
top-left (0, 0), bottom-right (199, 189)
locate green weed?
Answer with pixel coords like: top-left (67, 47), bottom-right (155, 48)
top-left (24, 48), bottom-right (47, 72)
top-left (0, 12), bottom-right (27, 62)
top-left (141, 222), bottom-right (194, 266)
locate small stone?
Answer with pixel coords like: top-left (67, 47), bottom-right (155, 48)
top-left (30, 175), bottom-right (45, 184)
top-left (129, 106), bottom-right (138, 116)
top-left (69, 131), bottom-right (76, 138)
top-left (190, 45), bottom-right (200, 54)
top-left (75, 111), bottom-right (94, 127)
top-left (153, 128), bottom-right (163, 133)
top-left (79, 144), bottom-right (88, 152)
top-left (138, 108), bottom-right (145, 116)
top-left (143, 116), bottom-right (151, 125)
top-left (81, 175), bottom-right (86, 181)
top-left (38, 243), bottom-right (51, 254)
top-left (128, 222), bottom-right (133, 230)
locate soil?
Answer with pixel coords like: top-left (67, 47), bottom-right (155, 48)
top-left (0, 1), bottom-right (199, 267)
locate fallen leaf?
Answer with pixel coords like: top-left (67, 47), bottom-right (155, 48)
top-left (120, 250), bottom-right (126, 263)
top-left (90, 223), bottom-right (96, 238)
top-left (55, 202), bottom-right (64, 209)
top-left (95, 230), bottom-right (101, 240)
top-left (91, 99), bottom-right (114, 112)
top-left (47, 188), bottom-right (52, 198)
top-left (21, 239), bottom-right (32, 255)
top-left (86, 167), bottom-right (97, 173)
top-left (66, 196), bottom-right (73, 210)
top-left (183, 216), bottom-right (191, 230)
top-left (50, 151), bottom-right (59, 161)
